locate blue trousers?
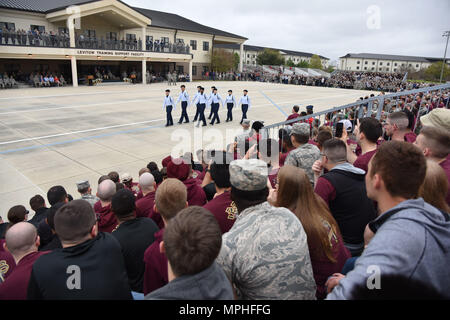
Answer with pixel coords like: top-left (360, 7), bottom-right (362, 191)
top-left (240, 104), bottom-right (248, 124)
top-left (166, 105), bottom-right (173, 126)
top-left (226, 103), bottom-right (233, 121)
top-left (178, 101), bottom-right (189, 123)
top-left (197, 104), bottom-right (207, 126)
top-left (193, 103), bottom-right (200, 121)
top-left (210, 103), bottom-right (220, 124)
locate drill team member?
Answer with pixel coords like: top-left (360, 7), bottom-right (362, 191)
top-left (238, 90), bottom-right (251, 125)
top-left (176, 85), bottom-right (190, 124)
top-left (163, 89), bottom-right (175, 127)
top-left (225, 90), bottom-right (236, 122)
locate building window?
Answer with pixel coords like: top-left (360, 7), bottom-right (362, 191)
top-left (386, 68), bottom-right (389, 71)
top-left (58, 27), bottom-right (69, 35)
top-left (371, 67), bottom-right (374, 70)
top-left (30, 25), bottom-right (45, 33)
top-left (253, 55), bottom-right (256, 58)
top-left (394, 63), bottom-right (397, 66)
top-left (372, 61), bottom-right (375, 65)
top-left (203, 66), bottom-right (208, 74)
top-left (357, 61), bottom-right (360, 64)
top-left (0, 22), bottom-right (15, 31)
top-left (253, 61), bottom-right (256, 65)
top-left (394, 68), bottom-right (397, 72)
top-left (247, 60), bottom-right (250, 64)
top-left (387, 62), bottom-right (390, 66)
top-left (379, 62), bottom-right (383, 66)
top-left (416, 64), bottom-right (419, 68)
top-left (203, 41), bottom-right (209, 51)
top-left (356, 66), bottom-right (360, 70)
top-left (176, 39), bottom-right (184, 44)
top-left (365, 61), bottom-right (368, 65)
top-left (106, 32), bottom-right (117, 40)
top-left (247, 54), bottom-right (250, 58)
top-left (192, 66), bottom-right (197, 76)
top-left (161, 37), bottom-right (169, 45)
top-left (190, 40), bottom-right (197, 50)
top-left (364, 67), bottom-right (367, 70)
top-left (177, 66), bottom-right (184, 74)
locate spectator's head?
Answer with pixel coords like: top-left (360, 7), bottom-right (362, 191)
top-left (139, 172), bottom-right (156, 194)
top-left (121, 173), bottom-right (133, 187)
top-left (147, 161), bottom-right (159, 172)
top-left (279, 128), bottom-right (293, 152)
top-left (321, 139), bottom-right (348, 169)
top-left (29, 195), bottom-right (46, 212)
top-left (366, 141), bottom-right (426, 203)
top-left (292, 105), bottom-right (299, 113)
top-left (98, 175), bottom-right (110, 185)
top-left (7, 205), bottom-right (29, 226)
top-left (47, 186), bottom-right (68, 206)
top-left (4, 222), bottom-right (39, 264)
top-left (418, 160), bottom-right (450, 213)
top-left (241, 119), bottom-right (250, 130)
top-left (115, 182), bottom-right (124, 192)
top-left (290, 123), bottom-right (310, 146)
top-left (385, 111), bottom-right (409, 137)
top-left (274, 165), bottom-right (339, 263)
top-left (97, 179), bottom-right (116, 203)
top-left (162, 206), bottom-right (222, 280)
top-left (111, 189), bottom-right (136, 221)
top-left (316, 130), bottom-right (333, 151)
top-left (210, 152), bottom-right (232, 190)
top-left (230, 159), bottom-right (269, 213)
top-left (76, 180), bottom-right (91, 195)
top-left (167, 159), bottom-right (190, 181)
top-left (139, 167), bottom-right (150, 177)
top-left (154, 178), bottom-right (188, 225)
top-left (414, 126), bottom-right (450, 161)
top-left (107, 171), bottom-right (120, 183)
top-left (356, 117), bottom-right (383, 144)
top-left (251, 121), bottom-right (264, 134)
top-left (54, 200), bottom-right (97, 247)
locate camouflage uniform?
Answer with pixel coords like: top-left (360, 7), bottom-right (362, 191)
top-left (216, 202), bottom-right (317, 300)
top-left (216, 159), bottom-right (316, 300)
top-left (81, 194), bottom-right (99, 208)
top-left (285, 123), bottom-right (321, 185)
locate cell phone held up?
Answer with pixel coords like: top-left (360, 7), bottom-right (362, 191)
top-left (335, 122), bottom-right (344, 138)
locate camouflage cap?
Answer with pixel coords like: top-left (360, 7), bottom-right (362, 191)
top-left (290, 123), bottom-right (310, 136)
top-left (229, 159), bottom-right (268, 191)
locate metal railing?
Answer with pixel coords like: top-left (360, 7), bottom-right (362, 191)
top-left (261, 83), bottom-right (450, 140)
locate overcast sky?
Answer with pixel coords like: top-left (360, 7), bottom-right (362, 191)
top-left (125, 0), bottom-right (450, 64)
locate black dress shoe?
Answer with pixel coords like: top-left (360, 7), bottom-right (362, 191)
top-left (202, 124), bottom-right (207, 127)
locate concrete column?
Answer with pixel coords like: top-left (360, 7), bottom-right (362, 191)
top-left (67, 17), bottom-right (76, 48)
top-left (189, 60), bottom-right (193, 82)
top-left (142, 59), bottom-right (147, 84)
top-left (142, 27), bottom-right (146, 50)
top-left (239, 43), bottom-right (244, 72)
top-left (71, 56), bottom-right (78, 87)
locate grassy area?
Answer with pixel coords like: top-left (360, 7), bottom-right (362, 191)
top-left (407, 79), bottom-right (440, 84)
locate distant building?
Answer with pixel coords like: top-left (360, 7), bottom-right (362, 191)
top-left (215, 43), bottom-right (329, 68)
top-left (339, 53), bottom-right (450, 73)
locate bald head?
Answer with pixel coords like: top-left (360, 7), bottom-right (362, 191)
top-left (97, 179), bottom-right (116, 202)
top-left (139, 172), bottom-right (155, 192)
top-left (5, 222), bottom-right (38, 260)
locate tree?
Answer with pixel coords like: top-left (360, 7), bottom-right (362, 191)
top-left (325, 65), bottom-right (335, 73)
top-left (233, 52), bottom-right (240, 70)
top-left (256, 48), bottom-right (285, 66)
top-left (309, 54), bottom-right (323, 69)
top-left (286, 58), bottom-right (295, 67)
top-left (211, 48), bottom-right (235, 72)
top-left (424, 61), bottom-right (450, 82)
top-left (296, 60), bottom-right (310, 68)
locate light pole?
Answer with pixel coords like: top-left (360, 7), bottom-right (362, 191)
top-left (439, 31), bottom-right (450, 83)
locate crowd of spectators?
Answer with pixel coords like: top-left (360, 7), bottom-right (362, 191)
top-left (0, 89), bottom-right (449, 300)
top-left (0, 28), bottom-right (70, 48)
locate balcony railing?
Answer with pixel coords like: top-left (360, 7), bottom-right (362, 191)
top-left (75, 36), bottom-right (190, 54)
top-left (0, 30), bottom-right (191, 54)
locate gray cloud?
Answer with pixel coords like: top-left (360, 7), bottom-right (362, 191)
top-left (126, 0), bottom-right (450, 63)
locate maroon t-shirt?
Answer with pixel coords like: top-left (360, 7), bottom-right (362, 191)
top-left (135, 192), bottom-right (155, 218)
top-left (353, 149), bottom-right (377, 174)
top-left (0, 241), bottom-right (15, 283)
top-left (203, 192), bottom-right (237, 234)
top-left (184, 178), bottom-right (207, 206)
top-left (94, 201), bottom-right (118, 233)
top-left (314, 177), bottom-right (337, 206)
top-left (279, 149), bottom-right (294, 167)
top-left (124, 182), bottom-right (140, 197)
top-left (286, 113), bottom-right (300, 123)
top-left (143, 229), bottom-right (168, 295)
top-left (0, 251), bottom-right (49, 300)
top-left (439, 155), bottom-right (450, 206)
top-left (404, 132), bottom-right (417, 143)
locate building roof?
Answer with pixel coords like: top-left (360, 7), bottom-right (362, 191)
top-left (215, 43), bottom-right (328, 60)
top-left (0, 0), bottom-right (247, 40)
top-left (339, 53), bottom-right (443, 63)
top-left (132, 7), bottom-right (246, 40)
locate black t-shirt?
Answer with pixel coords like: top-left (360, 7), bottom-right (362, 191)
top-left (27, 232), bottom-right (132, 300)
top-left (111, 218), bottom-right (159, 293)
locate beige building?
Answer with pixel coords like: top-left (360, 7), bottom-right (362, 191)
top-left (0, 0), bottom-right (247, 84)
top-left (215, 43), bottom-right (329, 68)
top-left (339, 53), bottom-right (450, 73)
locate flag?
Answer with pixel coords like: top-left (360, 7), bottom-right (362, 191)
top-left (402, 72), bottom-right (408, 83)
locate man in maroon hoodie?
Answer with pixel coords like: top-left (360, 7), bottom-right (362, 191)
top-left (167, 158), bottom-right (207, 206)
top-left (135, 173), bottom-right (163, 229)
top-left (0, 222), bottom-right (49, 300)
top-left (143, 178), bottom-right (188, 295)
top-left (94, 179), bottom-right (118, 233)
